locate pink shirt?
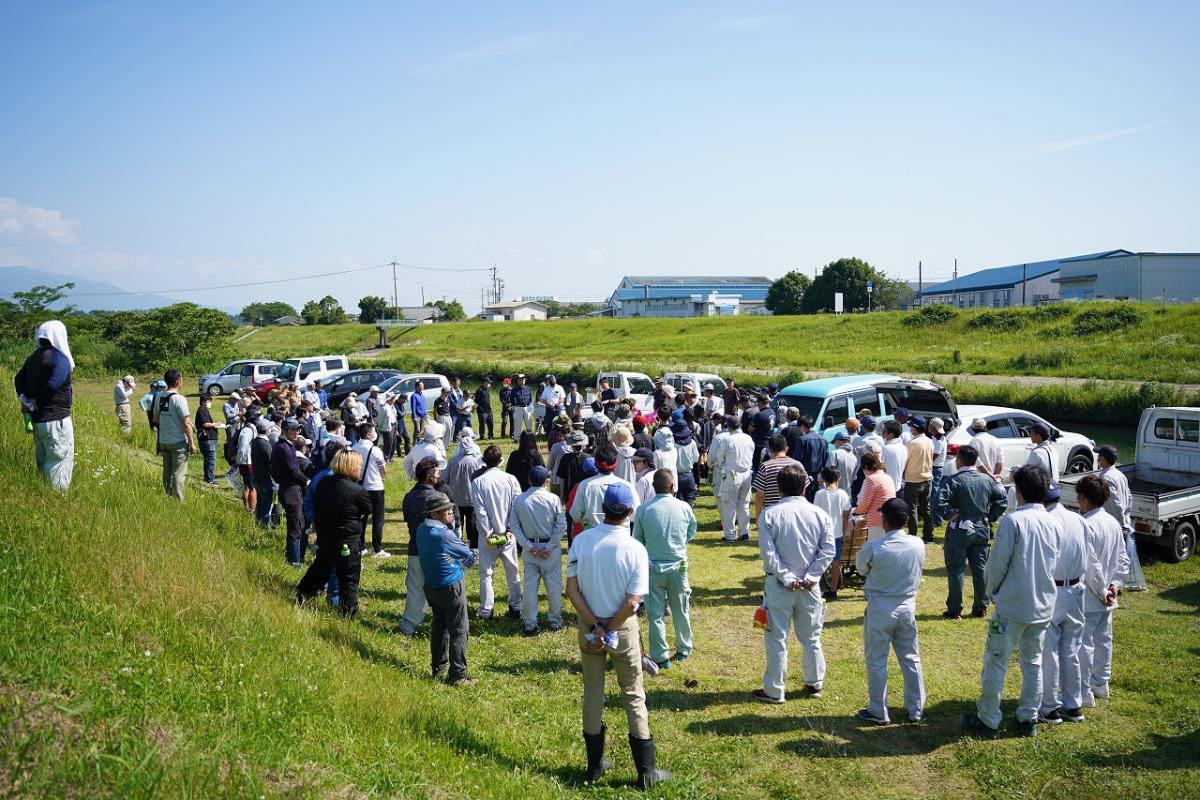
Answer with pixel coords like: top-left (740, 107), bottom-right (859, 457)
top-left (854, 471), bottom-right (896, 528)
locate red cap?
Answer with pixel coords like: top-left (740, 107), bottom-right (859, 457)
top-left (502, 377), bottom-right (512, 385)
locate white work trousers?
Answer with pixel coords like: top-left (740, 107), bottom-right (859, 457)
top-left (1041, 585), bottom-right (1086, 712)
top-left (762, 578), bottom-right (825, 699)
top-left (398, 555), bottom-right (426, 634)
top-left (437, 415), bottom-right (453, 449)
top-left (33, 417), bottom-right (74, 492)
top-left (977, 613), bottom-right (1049, 729)
top-left (512, 406), bottom-right (534, 440)
top-left (1081, 608), bottom-right (1114, 698)
top-left (864, 597), bottom-right (925, 721)
top-left (479, 539), bottom-right (521, 614)
top-left (521, 546), bottom-right (563, 628)
top-left (717, 470), bottom-right (752, 540)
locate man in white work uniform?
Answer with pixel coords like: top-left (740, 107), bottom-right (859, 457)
top-left (1025, 422), bottom-right (1061, 479)
top-left (753, 463), bottom-right (835, 704)
top-left (967, 418), bottom-right (1004, 481)
top-left (1095, 445), bottom-right (1146, 591)
top-left (509, 465), bottom-right (567, 635)
top-left (962, 465), bottom-right (1060, 739)
top-left (716, 415), bottom-right (755, 542)
top-left (568, 445), bottom-right (639, 531)
top-left (1076, 472), bottom-right (1128, 708)
top-left (855, 497), bottom-right (926, 724)
top-left (1038, 482), bottom-right (1090, 724)
top-left (469, 445), bottom-right (522, 620)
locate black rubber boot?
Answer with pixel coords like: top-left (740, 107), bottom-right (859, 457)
top-left (629, 734), bottom-right (671, 790)
top-left (583, 724), bottom-right (612, 784)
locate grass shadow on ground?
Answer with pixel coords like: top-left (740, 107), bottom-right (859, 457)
top-left (1083, 728), bottom-right (1200, 771)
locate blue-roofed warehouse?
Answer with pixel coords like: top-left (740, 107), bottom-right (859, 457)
top-left (608, 275), bottom-right (773, 318)
top-left (916, 250), bottom-right (1134, 308)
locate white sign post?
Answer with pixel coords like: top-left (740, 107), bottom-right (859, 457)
top-left (834, 292), bottom-right (844, 314)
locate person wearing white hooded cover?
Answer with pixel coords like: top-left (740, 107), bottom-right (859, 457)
top-left (509, 465), bottom-right (567, 634)
top-left (715, 416), bottom-right (755, 542)
top-left (444, 428), bottom-right (483, 547)
top-left (470, 445), bottom-right (523, 620)
top-left (404, 420), bottom-right (448, 480)
top-left (14, 320), bottom-right (75, 491)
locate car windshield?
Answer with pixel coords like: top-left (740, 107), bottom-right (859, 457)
top-left (626, 376), bottom-right (655, 395)
top-left (881, 387), bottom-right (953, 418)
top-left (378, 376), bottom-right (402, 393)
top-left (773, 394), bottom-right (825, 421)
top-left (276, 361), bottom-right (298, 381)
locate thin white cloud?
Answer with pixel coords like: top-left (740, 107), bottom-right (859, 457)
top-left (586, 248), bottom-right (606, 265)
top-left (0, 197), bottom-right (79, 242)
top-left (1033, 120), bottom-right (1167, 156)
top-left (447, 33), bottom-right (539, 65)
top-left (708, 15), bottom-right (784, 31)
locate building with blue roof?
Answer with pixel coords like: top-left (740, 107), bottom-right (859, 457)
top-left (916, 250), bottom-right (1134, 308)
top-left (608, 275), bottom-right (773, 318)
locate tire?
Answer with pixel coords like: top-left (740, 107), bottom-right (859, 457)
top-left (1164, 520), bottom-right (1195, 563)
top-left (1066, 449), bottom-right (1093, 475)
top-left (207, 383), bottom-right (224, 397)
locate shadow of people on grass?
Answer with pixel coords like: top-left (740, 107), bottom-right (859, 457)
top-left (1083, 727), bottom-right (1200, 770)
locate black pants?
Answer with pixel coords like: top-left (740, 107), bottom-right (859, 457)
top-left (477, 410), bottom-right (494, 439)
top-left (501, 409), bottom-right (513, 438)
top-left (458, 505), bottom-right (477, 549)
top-left (297, 533), bottom-right (362, 616)
top-left (378, 431), bottom-right (394, 460)
top-left (281, 485), bottom-right (305, 564)
top-left (676, 470), bottom-right (698, 507)
top-left (394, 428), bottom-right (411, 457)
top-left (903, 480), bottom-right (933, 539)
top-left (363, 489), bottom-right (386, 552)
top-left (425, 579), bottom-right (469, 680)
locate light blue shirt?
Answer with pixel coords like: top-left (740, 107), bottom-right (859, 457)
top-left (509, 486), bottom-right (567, 548)
top-left (985, 503), bottom-right (1061, 624)
top-left (758, 495), bottom-right (835, 587)
top-left (632, 493), bottom-right (697, 567)
top-left (1046, 502), bottom-right (1087, 582)
top-left (856, 528), bottom-right (926, 603)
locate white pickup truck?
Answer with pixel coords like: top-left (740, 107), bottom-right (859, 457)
top-left (1059, 406), bottom-right (1200, 562)
top-left (585, 371), bottom-right (656, 415)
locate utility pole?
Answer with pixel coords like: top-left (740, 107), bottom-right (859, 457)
top-left (421, 286), bottom-right (425, 306)
top-left (490, 264), bottom-right (503, 304)
top-left (1022, 263), bottom-right (1028, 306)
top-left (389, 258), bottom-right (400, 318)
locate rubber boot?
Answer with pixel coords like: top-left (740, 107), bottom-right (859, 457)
top-left (629, 734), bottom-right (670, 790)
top-left (583, 724), bottom-right (612, 784)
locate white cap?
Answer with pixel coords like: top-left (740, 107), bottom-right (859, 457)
top-left (230, 391), bottom-right (241, 399)
top-left (370, 385), bottom-right (381, 392)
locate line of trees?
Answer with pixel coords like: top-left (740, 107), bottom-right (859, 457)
top-left (765, 257), bottom-right (915, 314)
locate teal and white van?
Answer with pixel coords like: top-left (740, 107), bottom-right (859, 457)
top-left (772, 374), bottom-right (959, 442)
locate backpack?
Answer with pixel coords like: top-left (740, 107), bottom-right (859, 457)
top-left (224, 421), bottom-right (246, 466)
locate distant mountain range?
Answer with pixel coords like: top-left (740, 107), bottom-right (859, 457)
top-left (0, 266), bottom-right (235, 314)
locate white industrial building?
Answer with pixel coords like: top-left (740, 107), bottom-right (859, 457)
top-left (607, 276), bottom-right (772, 318)
top-left (1055, 251), bottom-right (1200, 302)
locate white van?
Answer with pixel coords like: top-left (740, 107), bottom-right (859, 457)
top-left (585, 371), bottom-right (656, 415)
top-left (238, 361), bottom-right (281, 389)
top-left (275, 355), bottom-right (349, 387)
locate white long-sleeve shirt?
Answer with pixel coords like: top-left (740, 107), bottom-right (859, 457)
top-left (856, 528), bottom-right (926, 603)
top-left (985, 503), bottom-right (1060, 624)
top-left (113, 380), bottom-right (133, 405)
top-left (235, 424), bottom-right (255, 465)
top-left (968, 431), bottom-right (1004, 477)
top-left (509, 486), bottom-right (567, 548)
top-left (721, 431), bottom-right (755, 475)
top-left (470, 467), bottom-right (521, 542)
top-left (708, 429), bottom-right (730, 473)
top-left (1082, 507), bottom-right (1128, 613)
top-left (613, 445), bottom-right (638, 485)
top-left (403, 440), bottom-right (447, 479)
top-left (758, 495), bottom-right (835, 588)
top-left (675, 439), bottom-right (700, 473)
top-left (569, 472), bottom-right (639, 530)
top-left (1046, 502), bottom-right (1088, 582)
top-left (1025, 441), bottom-right (1061, 479)
top-left (1100, 465), bottom-right (1133, 533)
top-left (882, 439), bottom-right (908, 492)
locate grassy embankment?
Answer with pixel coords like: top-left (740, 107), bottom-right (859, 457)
top-left (2, 379), bottom-right (1199, 798)
top-left (236, 303), bottom-right (1200, 427)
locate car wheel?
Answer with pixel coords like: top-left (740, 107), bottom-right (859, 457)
top-left (1066, 450), bottom-right (1093, 475)
top-left (207, 383), bottom-right (223, 397)
top-left (1165, 521), bottom-right (1195, 563)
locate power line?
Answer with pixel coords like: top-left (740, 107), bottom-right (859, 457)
top-left (48, 259), bottom-right (491, 297)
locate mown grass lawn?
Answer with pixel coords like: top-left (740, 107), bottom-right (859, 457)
top-left (236, 302), bottom-right (1200, 385)
top-left (2, 380), bottom-right (1197, 799)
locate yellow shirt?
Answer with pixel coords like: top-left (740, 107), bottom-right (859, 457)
top-left (904, 435), bottom-right (934, 484)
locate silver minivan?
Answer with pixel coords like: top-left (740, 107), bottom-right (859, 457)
top-left (238, 361), bottom-right (281, 389)
top-left (200, 359), bottom-right (278, 396)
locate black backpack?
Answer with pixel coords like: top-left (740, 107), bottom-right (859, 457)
top-left (224, 422), bottom-right (245, 466)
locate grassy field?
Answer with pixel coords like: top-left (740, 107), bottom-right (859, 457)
top-left (2, 379), bottom-right (1198, 798)
top-left (234, 302), bottom-right (1200, 385)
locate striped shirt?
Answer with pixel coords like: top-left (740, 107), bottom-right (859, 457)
top-left (752, 455), bottom-right (804, 509)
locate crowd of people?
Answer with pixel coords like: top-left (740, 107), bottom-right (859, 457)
top-left (11, 320), bottom-right (1149, 788)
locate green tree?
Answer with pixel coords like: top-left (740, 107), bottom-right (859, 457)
top-left (106, 303), bottom-right (237, 372)
top-left (239, 301), bottom-right (299, 326)
top-left (358, 295), bottom-right (389, 324)
top-left (426, 299), bottom-right (465, 322)
top-left (764, 271), bottom-right (812, 315)
top-left (317, 295), bottom-right (347, 325)
top-left (873, 277), bottom-right (915, 310)
top-left (544, 300), bottom-right (601, 318)
top-left (801, 257), bottom-right (904, 313)
top-left (0, 282), bottom-right (76, 339)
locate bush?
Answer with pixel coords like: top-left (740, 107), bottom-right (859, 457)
top-left (1028, 304), bottom-right (1073, 322)
top-left (1009, 346), bottom-right (1077, 370)
top-left (967, 310), bottom-right (1026, 331)
top-left (903, 304), bottom-right (957, 327)
top-left (1071, 304), bottom-right (1147, 335)
top-left (950, 379), bottom-right (1200, 427)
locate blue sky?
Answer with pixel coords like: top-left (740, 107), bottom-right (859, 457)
top-left (1, 1), bottom-right (1196, 312)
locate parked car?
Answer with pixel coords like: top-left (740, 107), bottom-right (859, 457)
top-left (384, 373), bottom-right (452, 410)
top-left (323, 369), bottom-right (402, 409)
top-left (252, 354), bottom-right (350, 400)
top-left (773, 374), bottom-right (959, 442)
top-left (664, 372), bottom-right (727, 412)
top-left (1059, 406), bottom-right (1199, 562)
top-left (584, 371), bottom-right (656, 415)
top-left (238, 361), bottom-right (281, 390)
top-left (200, 359), bottom-right (277, 397)
top-left (946, 404), bottom-right (1096, 478)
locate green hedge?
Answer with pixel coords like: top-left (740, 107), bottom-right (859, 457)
top-left (947, 378), bottom-right (1200, 428)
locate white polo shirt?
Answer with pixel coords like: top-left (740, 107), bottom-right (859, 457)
top-left (567, 523), bottom-right (649, 619)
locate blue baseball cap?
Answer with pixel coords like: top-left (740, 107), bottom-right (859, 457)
top-left (894, 407), bottom-right (910, 419)
top-left (581, 457), bottom-right (598, 477)
top-left (861, 415), bottom-right (876, 428)
top-left (910, 415), bottom-right (927, 428)
top-left (1044, 483), bottom-right (1062, 503)
top-left (832, 430), bottom-right (851, 442)
top-left (602, 482), bottom-right (635, 515)
top-left (529, 465), bottom-right (550, 486)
